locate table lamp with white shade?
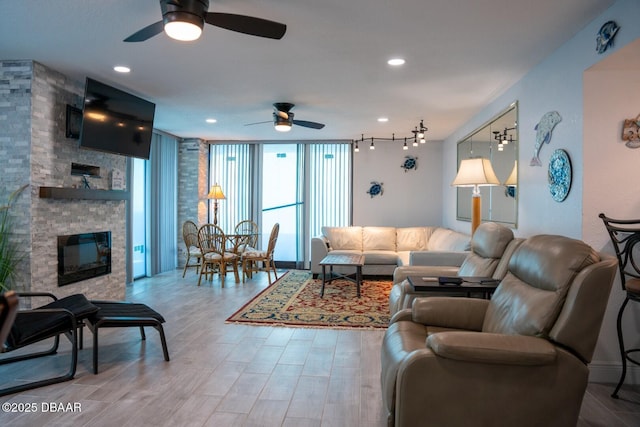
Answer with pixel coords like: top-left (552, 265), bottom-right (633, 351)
top-left (452, 158), bottom-right (500, 235)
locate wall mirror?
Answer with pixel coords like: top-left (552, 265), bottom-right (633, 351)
top-left (456, 102), bottom-right (518, 228)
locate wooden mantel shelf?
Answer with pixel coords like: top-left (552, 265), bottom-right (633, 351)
top-left (39, 187), bottom-right (129, 200)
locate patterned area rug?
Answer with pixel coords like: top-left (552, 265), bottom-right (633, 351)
top-left (226, 270), bottom-right (391, 329)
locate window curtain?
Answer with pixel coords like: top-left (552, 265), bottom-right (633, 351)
top-left (149, 132), bottom-right (178, 275)
top-left (308, 143), bottom-right (352, 237)
top-left (209, 144), bottom-right (253, 232)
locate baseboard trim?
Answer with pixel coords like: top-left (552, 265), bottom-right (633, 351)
top-left (588, 361), bottom-right (640, 384)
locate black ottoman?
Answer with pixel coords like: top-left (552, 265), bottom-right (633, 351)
top-left (86, 301), bottom-right (170, 374)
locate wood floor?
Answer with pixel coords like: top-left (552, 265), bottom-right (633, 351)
top-left (1, 268), bottom-right (640, 426)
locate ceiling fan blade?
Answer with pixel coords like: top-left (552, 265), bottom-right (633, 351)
top-left (293, 120), bottom-right (325, 130)
top-left (124, 21), bottom-right (165, 42)
top-left (244, 120), bottom-right (272, 126)
top-left (205, 12), bottom-right (286, 39)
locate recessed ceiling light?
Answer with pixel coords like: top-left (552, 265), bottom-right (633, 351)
top-left (113, 65), bottom-right (131, 73)
top-left (387, 58), bottom-right (405, 66)
top-left (377, 117), bottom-right (389, 122)
top-left (206, 118), bottom-right (217, 123)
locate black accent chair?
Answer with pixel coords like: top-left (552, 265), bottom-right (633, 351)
top-left (0, 291), bottom-right (19, 350)
top-left (0, 293), bottom-right (99, 397)
top-left (599, 213), bottom-right (640, 398)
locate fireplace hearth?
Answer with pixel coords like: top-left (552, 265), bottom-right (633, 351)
top-left (57, 231), bottom-right (111, 286)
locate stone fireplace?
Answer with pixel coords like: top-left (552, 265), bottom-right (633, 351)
top-left (1, 60), bottom-right (126, 300)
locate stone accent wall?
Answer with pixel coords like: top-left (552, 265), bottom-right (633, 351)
top-left (177, 138), bottom-right (209, 267)
top-left (0, 61), bottom-right (33, 291)
top-left (1, 60), bottom-right (126, 300)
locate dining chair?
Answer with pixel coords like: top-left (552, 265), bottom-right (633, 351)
top-left (197, 223), bottom-right (240, 286)
top-left (233, 220), bottom-right (259, 254)
top-left (182, 220), bottom-right (202, 277)
top-left (241, 223), bottom-right (280, 284)
top-left (599, 213), bottom-right (640, 398)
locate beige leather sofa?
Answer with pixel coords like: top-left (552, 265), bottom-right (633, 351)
top-left (380, 234), bottom-right (617, 427)
top-left (310, 226), bottom-right (470, 276)
top-left (389, 222), bottom-right (523, 315)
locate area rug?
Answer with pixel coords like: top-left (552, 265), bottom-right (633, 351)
top-left (226, 270), bottom-right (391, 329)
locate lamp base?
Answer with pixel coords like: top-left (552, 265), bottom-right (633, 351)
top-left (472, 194), bottom-right (481, 235)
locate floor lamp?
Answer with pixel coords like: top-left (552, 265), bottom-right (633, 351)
top-left (452, 158), bottom-right (500, 235)
top-left (207, 183), bottom-right (226, 226)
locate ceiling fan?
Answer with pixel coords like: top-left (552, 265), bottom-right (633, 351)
top-left (246, 103), bottom-right (326, 132)
top-left (124, 0), bottom-right (287, 43)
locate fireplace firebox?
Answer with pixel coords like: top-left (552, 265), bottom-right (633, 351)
top-left (57, 231), bottom-right (111, 286)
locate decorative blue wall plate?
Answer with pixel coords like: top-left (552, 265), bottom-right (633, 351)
top-left (367, 181), bottom-right (383, 198)
top-left (548, 149), bottom-right (571, 202)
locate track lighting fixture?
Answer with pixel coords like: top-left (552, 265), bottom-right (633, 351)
top-left (494, 126), bottom-right (516, 152)
top-left (353, 120), bottom-right (428, 153)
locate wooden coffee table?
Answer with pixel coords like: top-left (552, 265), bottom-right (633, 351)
top-left (319, 254), bottom-right (365, 298)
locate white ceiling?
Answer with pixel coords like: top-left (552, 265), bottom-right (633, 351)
top-left (0, 0), bottom-right (614, 142)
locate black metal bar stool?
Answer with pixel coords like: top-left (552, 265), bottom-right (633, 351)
top-left (599, 213), bottom-right (640, 398)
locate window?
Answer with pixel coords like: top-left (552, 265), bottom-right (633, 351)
top-left (209, 142), bottom-right (351, 268)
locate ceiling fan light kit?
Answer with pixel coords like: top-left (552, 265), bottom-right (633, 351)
top-left (162, 0), bottom-right (207, 41)
top-left (274, 117), bottom-right (292, 132)
top-left (164, 20), bottom-right (203, 41)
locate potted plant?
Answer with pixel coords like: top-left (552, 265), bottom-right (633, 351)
top-left (0, 185), bottom-right (27, 292)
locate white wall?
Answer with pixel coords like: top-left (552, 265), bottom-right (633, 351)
top-left (353, 139), bottom-right (443, 227)
top-left (583, 38), bottom-right (640, 383)
top-left (441, 0), bottom-right (640, 383)
top-left (442, 0), bottom-right (640, 238)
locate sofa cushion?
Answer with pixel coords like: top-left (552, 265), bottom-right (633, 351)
top-left (396, 227), bottom-right (429, 251)
top-left (322, 226), bottom-right (362, 250)
top-left (482, 235), bottom-right (600, 337)
top-left (363, 250), bottom-right (399, 265)
top-left (328, 249), bottom-right (363, 258)
top-left (396, 251), bottom-right (411, 266)
top-left (362, 227), bottom-right (397, 251)
top-left (428, 228), bottom-right (471, 252)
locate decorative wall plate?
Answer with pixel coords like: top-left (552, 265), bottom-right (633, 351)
top-left (548, 149), bottom-right (571, 202)
top-left (401, 155), bottom-right (418, 172)
top-left (367, 181), bottom-right (383, 198)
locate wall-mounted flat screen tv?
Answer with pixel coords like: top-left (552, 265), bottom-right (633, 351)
top-left (79, 78), bottom-right (156, 160)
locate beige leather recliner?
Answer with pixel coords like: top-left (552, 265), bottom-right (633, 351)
top-left (380, 234), bottom-right (617, 427)
top-left (389, 222), bottom-right (522, 315)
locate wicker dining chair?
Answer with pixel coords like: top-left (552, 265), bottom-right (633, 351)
top-left (182, 220), bottom-right (202, 278)
top-left (197, 223), bottom-right (240, 286)
top-left (242, 223), bottom-right (280, 284)
top-left (233, 220), bottom-right (259, 254)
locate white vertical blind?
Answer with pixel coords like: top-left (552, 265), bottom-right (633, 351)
top-left (209, 142), bottom-right (351, 266)
top-left (149, 132), bottom-right (178, 274)
top-left (308, 143), bottom-right (352, 237)
top-left (209, 144), bottom-right (253, 233)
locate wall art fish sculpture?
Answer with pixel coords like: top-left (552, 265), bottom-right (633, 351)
top-left (531, 111), bottom-right (562, 167)
top-left (596, 21), bottom-right (619, 54)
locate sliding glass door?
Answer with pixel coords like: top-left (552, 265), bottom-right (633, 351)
top-left (261, 144), bottom-right (303, 265)
top-left (209, 141), bottom-right (351, 269)
top-left (131, 157), bottom-right (147, 279)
